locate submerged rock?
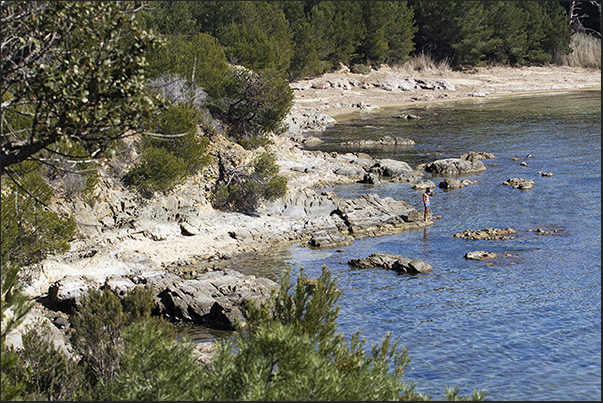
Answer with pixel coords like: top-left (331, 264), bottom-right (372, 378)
top-left (464, 251), bottom-right (499, 260)
top-left (503, 178), bottom-right (534, 190)
top-left (453, 227), bottom-right (517, 240)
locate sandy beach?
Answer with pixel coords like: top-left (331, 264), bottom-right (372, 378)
top-left (290, 64), bottom-right (600, 119)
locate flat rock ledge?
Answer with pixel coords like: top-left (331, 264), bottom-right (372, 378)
top-left (348, 253), bottom-right (432, 274)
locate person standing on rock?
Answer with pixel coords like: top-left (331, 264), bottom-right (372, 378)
top-left (423, 187), bottom-right (434, 222)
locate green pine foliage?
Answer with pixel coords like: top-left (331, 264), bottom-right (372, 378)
top-left (99, 318), bottom-right (206, 401)
top-left (209, 266), bottom-right (485, 401)
top-left (137, 1), bottom-right (578, 76)
top-left (355, 1), bottom-right (417, 67)
top-left (69, 288), bottom-right (127, 383)
top-left (217, 1), bottom-right (293, 74)
top-left (1, 262), bottom-right (32, 401)
top-left (218, 67), bottom-right (294, 142)
top-left (147, 32), bottom-right (230, 99)
top-left (412, 1), bottom-right (572, 67)
top-left (1, 164), bottom-right (75, 266)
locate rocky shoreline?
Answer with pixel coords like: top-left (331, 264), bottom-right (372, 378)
top-left (6, 65), bottom-right (600, 350)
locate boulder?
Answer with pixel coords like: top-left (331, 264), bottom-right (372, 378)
top-left (348, 253), bottom-right (432, 274)
top-left (460, 151), bottom-right (496, 161)
top-left (42, 268), bottom-right (277, 331)
top-left (503, 178), bottom-right (534, 190)
top-left (439, 178), bottom-right (477, 190)
top-left (464, 251), bottom-right (499, 260)
top-left (421, 158), bottom-right (487, 176)
top-left (369, 158), bottom-right (414, 178)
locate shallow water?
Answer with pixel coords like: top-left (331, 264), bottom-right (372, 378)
top-left (185, 90), bottom-right (601, 401)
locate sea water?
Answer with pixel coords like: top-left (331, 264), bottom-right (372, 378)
top-left (183, 89), bottom-right (601, 401)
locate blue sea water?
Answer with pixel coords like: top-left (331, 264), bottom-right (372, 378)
top-left (185, 89), bottom-right (601, 401)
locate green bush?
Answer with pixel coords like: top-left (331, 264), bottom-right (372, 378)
top-left (212, 152), bottom-right (287, 213)
top-left (124, 102), bottom-right (209, 195)
top-left (7, 324), bottom-right (88, 401)
top-left (1, 262), bottom-right (32, 401)
top-left (100, 318), bottom-right (205, 401)
top-left (214, 67), bottom-right (294, 144)
top-left (146, 32), bottom-right (230, 100)
top-left (1, 164), bottom-right (75, 266)
top-left (69, 288), bottom-right (126, 384)
top-left (205, 266), bottom-right (444, 401)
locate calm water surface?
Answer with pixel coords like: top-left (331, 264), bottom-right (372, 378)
top-left (185, 90), bottom-right (601, 401)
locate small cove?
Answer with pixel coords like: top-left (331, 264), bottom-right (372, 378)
top-left (182, 90), bottom-right (601, 401)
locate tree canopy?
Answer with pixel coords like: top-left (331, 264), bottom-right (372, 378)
top-left (0, 2), bottom-right (162, 174)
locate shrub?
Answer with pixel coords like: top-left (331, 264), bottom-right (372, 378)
top-left (124, 102), bottom-right (210, 194)
top-left (213, 67), bottom-right (294, 145)
top-left (1, 262), bottom-right (32, 401)
top-left (99, 318), bottom-right (205, 401)
top-left (7, 324), bottom-right (88, 401)
top-left (69, 288), bottom-right (126, 384)
top-left (1, 164), bottom-right (75, 266)
top-left (350, 63), bottom-right (373, 75)
top-left (146, 32), bottom-right (230, 100)
top-left (212, 152), bottom-right (287, 213)
top-left (206, 267), bottom-right (429, 401)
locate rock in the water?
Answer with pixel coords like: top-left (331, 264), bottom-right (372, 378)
top-left (503, 178), bottom-right (534, 190)
top-left (348, 252), bottom-right (432, 274)
top-left (464, 251), bottom-right (498, 260)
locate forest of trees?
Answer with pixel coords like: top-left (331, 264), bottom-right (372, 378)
top-left (1, 1), bottom-right (600, 401)
top-left (136, 0), bottom-right (593, 81)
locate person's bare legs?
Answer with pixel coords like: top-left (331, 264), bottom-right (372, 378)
top-left (424, 205), bottom-right (429, 222)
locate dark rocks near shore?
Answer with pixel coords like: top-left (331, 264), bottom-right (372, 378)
top-left (438, 177), bottom-right (477, 190)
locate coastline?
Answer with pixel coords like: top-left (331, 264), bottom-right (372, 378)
top-left (291, 64), bottom-right (601, 120)
top-left (6, 64), bottom-right (600, 352)
top-left (20, 65), bottom-right (602, 298)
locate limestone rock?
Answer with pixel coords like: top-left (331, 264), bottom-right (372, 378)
top-left (421, 158), bottom-right (487, 176)
top-left (348, 253), bottom-right (432, 274)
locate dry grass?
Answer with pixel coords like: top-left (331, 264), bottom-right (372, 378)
top-left (556, 33), bottom-right (601, 69)
top-left (395, 52), bottom-right (453, 76)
